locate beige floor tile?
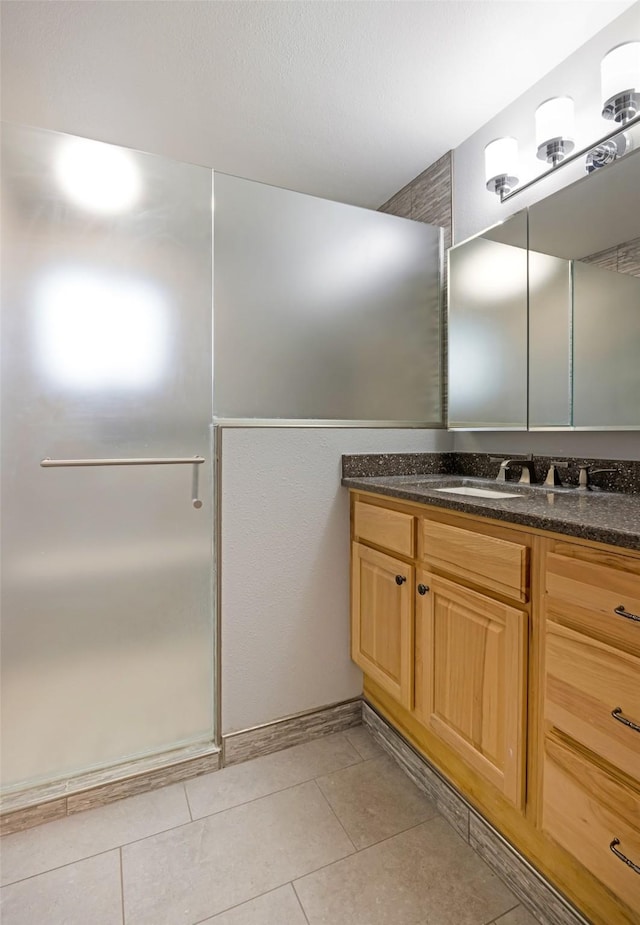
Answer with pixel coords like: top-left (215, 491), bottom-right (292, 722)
top-left (201, 884), bottom-right (307, 924)
top-left (0, 850), bottom-right (122, 925)
top-left (294, 815), bottom-right (518, 925)
top-left (1, 782), bottom-right (189, 886)
top-left (316, 754), bottom-right (436, 848)
top-left (491, 905), bottom-right (539, 925)
top-left (343, 726), bottom-right (385, 760)
top-left (187, 732), bottom-right (361, 820)
top-left (122, 780), bottom-right (354, 925)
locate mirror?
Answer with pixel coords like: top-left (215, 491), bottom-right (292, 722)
top-left (529, 146), bottom-right (640, 430)
top-left (448, 210), bottom-right (528, 429)
top-left (448, 145), bottom-right (640, 431)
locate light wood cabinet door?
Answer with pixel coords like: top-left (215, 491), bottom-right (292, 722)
top-left (351, 542), bottom-right (414, 709)
top-left (415, 572), bottom-right (527, 808)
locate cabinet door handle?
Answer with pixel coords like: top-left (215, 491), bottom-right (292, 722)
top-left (610, 839), bottom-right (640, 875)
top-left (614, 604), bottom-right (640, 623)
top-left (395, 575), bottom-right (407, 585)
top-left (611, 707), bottom-right (640, 734)
top-left (417, 584), bottom-right (429, 595)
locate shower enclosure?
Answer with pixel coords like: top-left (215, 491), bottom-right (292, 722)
top-left (2, 123), bottom-right (443, 802)
top-left (1, 124), bottom-right (216, 793)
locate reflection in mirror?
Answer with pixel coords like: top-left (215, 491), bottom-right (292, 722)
top-left (528, 146), bottom-right (640, 429)
top-left (448, 210), bottom-right (528, 429)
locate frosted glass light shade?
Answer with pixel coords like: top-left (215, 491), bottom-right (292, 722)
top-left (535, 96), bottom-right (575, 164)
top-left (602, 42), bottom-right (640, 101)
top-left (601, 42), bottom-right (640, 121)
top-left (535, 97), bottom-right (575, 147)
top-left (484, 137), bottom-right (518, 196)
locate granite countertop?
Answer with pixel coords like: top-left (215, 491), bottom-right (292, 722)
top-left (342, 473), bottom-right (640, 552)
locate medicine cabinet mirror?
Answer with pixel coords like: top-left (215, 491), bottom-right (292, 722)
top-left (448, 145), bottom-right (640, 431)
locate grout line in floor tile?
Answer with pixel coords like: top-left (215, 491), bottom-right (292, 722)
top-left (290, 814), bottom-right (442, 891)
top-left (118, 846), bottom-right (125, 925)
top-left (182, 782), bottom-right (194, 822)
top-left (310, 780), bottom-right (358, 854)
top-left (189, 883), bottom-right (301, 925)
top-left (291, 880), bottom-right (312, 924)
top-left (484, 902), bottom-right (523, 925)
top-left (343, 729), bottom-right (381, 762)
top-left (0, 847), bottom-right (122, 889)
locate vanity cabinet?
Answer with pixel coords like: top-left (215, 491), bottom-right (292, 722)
top-left (349, 490), bottom-right (640, 925)
top-left (542, 541), bottom-right (640, 913)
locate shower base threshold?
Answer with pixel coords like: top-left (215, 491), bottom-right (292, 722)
top-left (1, 740), bottom-right (220, 835)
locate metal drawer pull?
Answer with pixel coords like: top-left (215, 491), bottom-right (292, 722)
top-left (417, 584), bottom-right (429, 595)
top-left (395, 575), bottom-right (407, 586)
top-left (611, 708), bottom-right (640, 733)
top-left (614, 604), bottom-right (640, 623)
top-left (610, 839), bottom-right (640, 874)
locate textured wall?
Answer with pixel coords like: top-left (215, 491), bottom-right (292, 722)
top-left (220, 426), bottom-right (453, 734)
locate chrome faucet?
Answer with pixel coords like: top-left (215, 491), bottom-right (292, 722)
top-left (489, 454), bottom-right (535, 484)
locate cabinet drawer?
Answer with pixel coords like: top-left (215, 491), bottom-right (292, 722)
top-left (420, 519), bottom-right (528, 601)
top-left (353, 501), bottom-right (414, 557)
top-left (545, 551), bottom-right (640, 656)
top-left (543, 735), bottom-right (640, 915)
top-left (545, 622), bottom-right (640, 783)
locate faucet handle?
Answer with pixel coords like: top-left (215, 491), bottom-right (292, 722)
top-left (545, 460), bottom-right (569, 487)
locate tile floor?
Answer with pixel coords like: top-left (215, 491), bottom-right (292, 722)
top-left (0, 727), bottom-right (538, 925)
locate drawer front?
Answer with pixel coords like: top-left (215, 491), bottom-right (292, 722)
top-left (543, 735), bottom-right (640, 914)
top-left (545, 622), bottom-right (640, 783)
top-left (353, 501), bottom-right (414, 558)
top-left (420, 519), bottom-right (528, 601)
top-left (545, 551), bottom-right (640, 656)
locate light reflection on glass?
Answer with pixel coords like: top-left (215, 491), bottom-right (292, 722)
top-left (55, 137), bottom-right (141, 214)
top-left (34, 268), bottom-right (168, 389)
top-left (454, 240), bottom-right (529, 303)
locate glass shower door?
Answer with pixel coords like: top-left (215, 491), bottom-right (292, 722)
top-left (1, 124), bottom-right (215, 791)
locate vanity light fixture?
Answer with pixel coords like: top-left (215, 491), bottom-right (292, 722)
top-left (535, 96), bottom-right (575, 165)
top-left (484, 137), bottom-right (519, 201)
top-left (601, 41), bottom-right (640, 123)
top-left (487, 40), bottom-right (640, 202)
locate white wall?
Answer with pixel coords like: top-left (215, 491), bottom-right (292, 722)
top-left (220, 426), bottom-right (452, 734)
top-left (452, 2), bottom-right (640, 462)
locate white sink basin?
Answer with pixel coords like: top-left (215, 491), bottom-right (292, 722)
top-left (432, 486), bottom-right (521, 499)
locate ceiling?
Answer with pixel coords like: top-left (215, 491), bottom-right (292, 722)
top-left (0, 1), bottom-right (635, 209)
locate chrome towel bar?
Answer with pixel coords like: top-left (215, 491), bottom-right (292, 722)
top-left (40, 457), bottom-right (205, 467)
top-left (40, 456), bottom-right (205, 508)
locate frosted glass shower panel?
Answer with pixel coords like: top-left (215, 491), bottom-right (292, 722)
top-left (213, 172), bottom-right (442, 421)
top-left (1, 124), bottom-right (214, 790)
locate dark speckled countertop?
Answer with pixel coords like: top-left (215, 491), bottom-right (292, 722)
top-left (342, 473), bottom-right (640, 552)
